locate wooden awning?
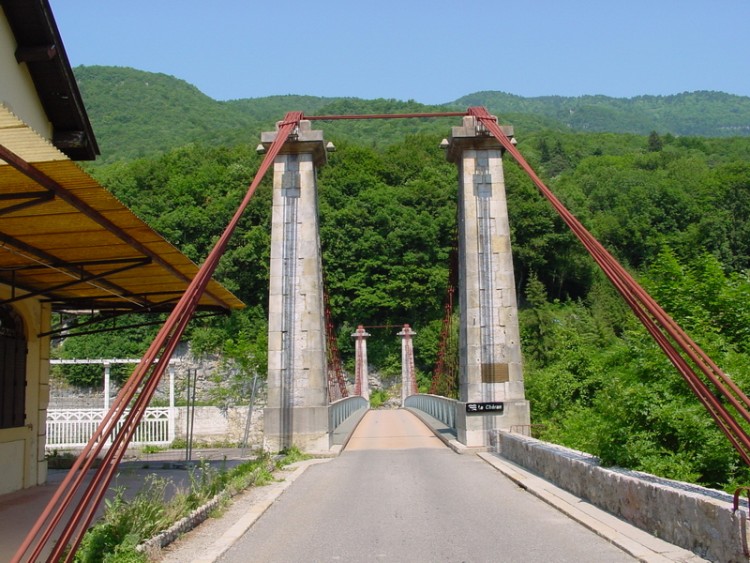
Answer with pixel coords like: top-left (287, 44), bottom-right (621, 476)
top-left (0, 103), bottom-right (244, 314)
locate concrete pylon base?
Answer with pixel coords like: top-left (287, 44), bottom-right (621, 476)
top-left (456, 400), bottom-right (530, 447)
top-left (262, 406), bottom-right (330, 453)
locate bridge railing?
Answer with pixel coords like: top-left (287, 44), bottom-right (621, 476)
top-left (329, 396), bottom-right (368, 430)
top-left (329, 395), bottom-right (369, 446)
top-left (404, 394), bottom-right (457, 430)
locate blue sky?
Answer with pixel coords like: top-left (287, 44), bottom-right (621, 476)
top-left (50, 1), bottom-right (749, 104)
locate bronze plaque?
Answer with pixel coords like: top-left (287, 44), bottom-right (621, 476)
top-left (481, 363), bottom-right (509, 383)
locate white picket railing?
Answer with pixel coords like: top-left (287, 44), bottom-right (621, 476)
top-left (46, 408), bottom-right (174, 449)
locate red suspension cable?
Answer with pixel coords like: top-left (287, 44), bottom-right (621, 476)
top-left (14, 112), bottom-right (303, 563)
top-left (467, 106), bottom-right (750, 465)
top-left (20, 104), bottom-right (750, 559)
top-left (306, 111), bottom-right (468, 121)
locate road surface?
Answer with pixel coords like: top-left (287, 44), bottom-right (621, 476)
top-left (218, 410), bottom-right (634, 562)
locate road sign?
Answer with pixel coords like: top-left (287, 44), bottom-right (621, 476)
top-left (466, 402), bottom-right (504, 414)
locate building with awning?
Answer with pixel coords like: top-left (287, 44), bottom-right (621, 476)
top-left (0, 0), bottom-right (243, 494)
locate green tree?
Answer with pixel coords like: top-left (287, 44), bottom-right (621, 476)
top-left (647, 130), bottom-right (663, 152)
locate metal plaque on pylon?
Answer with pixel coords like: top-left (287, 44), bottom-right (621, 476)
top-left (481, 363), bottom-right (509, 383)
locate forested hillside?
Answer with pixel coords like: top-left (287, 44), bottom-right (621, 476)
top-left (74, 66), bottom-right (750, 163)
top-left (454, 90), bottom-right (750, 137)
top-left (74, 66), bottom-right (467, 162)
top-left (59, 64), bottom-right (750, 491)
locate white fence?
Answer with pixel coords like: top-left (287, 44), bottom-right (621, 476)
top-left (46, 408), bottom-right (174, 450)
top-left (48, 358), bottom-right (177, 450)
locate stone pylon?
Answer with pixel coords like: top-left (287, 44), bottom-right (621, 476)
top-left (446, 115), bottom-right (531, 446)
top-left (352, 325), bottom-right (371, 401)
top-left (262, 120), bottom-right (330, 452)
top-left (398, 324), bottom-right (417, 405)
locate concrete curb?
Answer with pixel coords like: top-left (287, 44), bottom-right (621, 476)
top-left (139, 489), bottom-right (228, 557)
top-left (477, 452), bottom-right (707, 563)
top-left (172, 458), bottom-right (331, 563)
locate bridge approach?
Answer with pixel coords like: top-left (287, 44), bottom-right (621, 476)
top-left (156, 410), bottom-right (704, 563)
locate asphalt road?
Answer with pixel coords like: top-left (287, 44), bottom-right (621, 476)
top-left (218, 410), bottom-right (634, 563)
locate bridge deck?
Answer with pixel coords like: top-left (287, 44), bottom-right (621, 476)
top-left (217, 410), bottom-right (635, 562)
top-left (345, 408), bottom-right (444, 451)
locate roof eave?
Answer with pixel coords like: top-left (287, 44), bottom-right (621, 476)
top-left (0, 0), bottom-right (99, 160)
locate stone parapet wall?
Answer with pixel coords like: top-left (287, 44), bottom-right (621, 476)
top-left (491, 431), bottom-right (748, 562)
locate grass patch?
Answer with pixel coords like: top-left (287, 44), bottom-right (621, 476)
top-left (140, 444), bottom-right (166, 454)
top-left (73, 451), bottom-right (288, 562)
top-left (275, 445), bottom-right (311, 469)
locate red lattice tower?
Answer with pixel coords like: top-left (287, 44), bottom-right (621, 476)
top-left (430, 247), bottom-right (459, 397)
top-left (324, 290), bottom-right (348, 401)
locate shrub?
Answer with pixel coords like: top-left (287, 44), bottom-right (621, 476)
top-left (370, 389), bottom-right (389, 409)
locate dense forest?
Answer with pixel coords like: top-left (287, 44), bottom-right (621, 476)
top-left (58, 66), bottom-right (750, 490)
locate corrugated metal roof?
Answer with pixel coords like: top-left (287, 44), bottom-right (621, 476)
top-left (0, 103), bottom-right (244, 313)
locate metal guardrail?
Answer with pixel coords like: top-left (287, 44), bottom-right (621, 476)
top-left (404, 394), bottom-right (458, 429)
top-left (329, 396), bottom-right (368, 431)
top-left (46, 408), bottom-right (173, 449)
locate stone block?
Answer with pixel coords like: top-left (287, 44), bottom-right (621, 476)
top-left (491, 235), bottom-right (510, 253)
top-left (267, 330), bottom-right (283, 352)
top-left (267, 351), bottom-right (282, 373)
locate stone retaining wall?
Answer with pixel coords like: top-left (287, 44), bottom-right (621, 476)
top-left (491, 430), bottom-right (749, 562)
top-left (175, 406), bottom-right (264, 446)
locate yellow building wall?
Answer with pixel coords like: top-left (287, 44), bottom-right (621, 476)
top-left (0, 9), bottom-right (53, 140)
top-left (0, 7), bottom-right (57, 495)
top-left (0, 285), bottom-right (51, 494)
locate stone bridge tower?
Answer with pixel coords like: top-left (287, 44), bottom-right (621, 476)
top-left (446, 115), bottom-right (531, 446)
top-left (262, 120), bottom-right (330, 452)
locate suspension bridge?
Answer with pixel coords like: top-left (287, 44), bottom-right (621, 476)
top-left (11, 108), bottom-right (750, 562)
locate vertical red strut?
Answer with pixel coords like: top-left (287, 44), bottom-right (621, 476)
top-left (14, 112), bottom-right (304, 563)
top-left (467, 106), bottom-right (750, 466)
